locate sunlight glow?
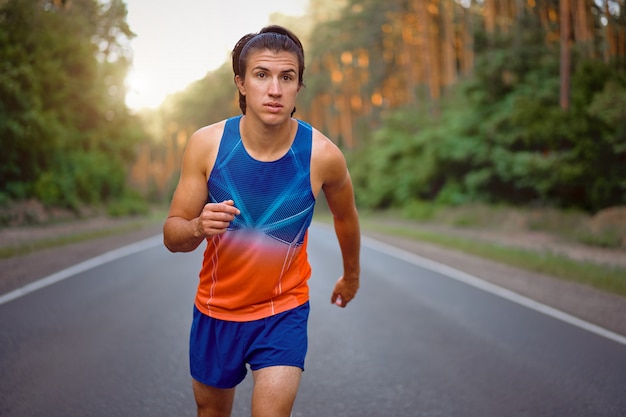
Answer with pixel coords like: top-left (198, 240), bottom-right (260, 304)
top-left (124, 0), bottom-right (309, 110)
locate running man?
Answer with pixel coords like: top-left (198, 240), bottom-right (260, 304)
top-left (163, 25), bottom-right (361, 417)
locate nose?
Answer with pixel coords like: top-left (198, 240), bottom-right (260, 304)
top-left (268, 76), bottom-right (282, 96)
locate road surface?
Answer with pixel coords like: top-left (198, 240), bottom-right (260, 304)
top-left (1, 224), bottom-right (624, 416)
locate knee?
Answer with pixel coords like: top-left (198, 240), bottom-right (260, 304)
top-left (192, 379), bottom-right (235, 417)
top-left (196, 403), bottom-right (231, 417)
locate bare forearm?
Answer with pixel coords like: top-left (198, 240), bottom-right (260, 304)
top-left (163, 201), bottom-right (240, 252)
top-left (333, 211), bottom-right (361, 280)
top-left (163, 216), bottom-right (205, 253)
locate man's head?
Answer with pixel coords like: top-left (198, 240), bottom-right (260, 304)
top-left (232, 25), bottom-right (305, 115)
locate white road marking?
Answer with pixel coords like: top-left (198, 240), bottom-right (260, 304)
top-left (362, 235), bottom-right (626, 347)
top-left (2, 229), bottom-right (624, 347)
top-left (0, 235), bottom-right (163, 306)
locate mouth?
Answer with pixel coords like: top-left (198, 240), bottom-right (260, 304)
top-left (264, 102), bottom-right (283, 112)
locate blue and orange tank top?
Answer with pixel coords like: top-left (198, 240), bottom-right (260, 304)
top-left (195, 115), bottom-right (316, 321)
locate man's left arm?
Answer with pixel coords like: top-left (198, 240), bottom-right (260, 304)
top-left (322, 153), bottom-right (361, 308)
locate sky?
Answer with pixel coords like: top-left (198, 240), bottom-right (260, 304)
top-left (124, 0), bottom-right (310, 110)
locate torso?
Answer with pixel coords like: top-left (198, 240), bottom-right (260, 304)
top-left (198, 117), bottom-right (326, 199)
top-left (195, 115), bottom-right (317, 321)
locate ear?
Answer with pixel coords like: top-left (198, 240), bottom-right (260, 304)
top-left (235, 75), bottom-right (246, 96)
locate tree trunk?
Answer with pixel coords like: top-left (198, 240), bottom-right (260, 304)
top-left (485, 0), bottom-right (497, 34)
top-left (441, 0), bottom-right (457, 86)
top-left (560, 0), bottom-right (571, 110)
top-left (461, 3), bottom-right (475, 76)
top-left (603, 0), bottom-right (616, 62)
top-left (573, 0), bottom-right (593, 58)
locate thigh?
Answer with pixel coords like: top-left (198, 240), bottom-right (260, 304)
top-left (192, 378), bottom-right (236, 417)
top-left (251, 366), bottom-right (302, 417)
top-left (247, 302), bottom-right (310, 372)
top-left (189, 306), bottom-right (248, 388)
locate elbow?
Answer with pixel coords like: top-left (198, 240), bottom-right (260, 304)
top-left (162, 220), bottom-right (183, 253)
top-left (162, 226), bottom-right (183, 253)
top-left (163, 235), bottom-right (190, 253)
top-left (162, 217), bottom-right (204, 253)
top-left (162, 234), bottom-right (177, 253)
top-left (163, 237), bottom-right (177, 253)
top-left (162, 233), bottom-right (201, 253)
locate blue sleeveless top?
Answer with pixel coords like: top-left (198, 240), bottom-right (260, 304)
top-left (197, 115), bottom-right (316, 321)
top-left (208, 115), bottom-right (316, 245)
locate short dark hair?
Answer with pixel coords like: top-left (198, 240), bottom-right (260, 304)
top-left (231, 25), bottom-right (305, 115)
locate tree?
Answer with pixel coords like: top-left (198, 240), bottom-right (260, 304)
top-left (0, 0), bottom-right (141, 208)
top-left (560, 0), bottom-right (572, 110)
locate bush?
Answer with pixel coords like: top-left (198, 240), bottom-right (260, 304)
top-left (34, 171), bottom-right (79, 210)
top-left (351, 50), bottom-right (625, 213)
top-left (106, 192), bottom-right (149, 217)
top-left (33, 152), bottom-right (128, 209)
top-left (402, 200), bottom-right (438, 221)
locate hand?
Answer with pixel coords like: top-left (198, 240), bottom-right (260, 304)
top-left (195, 200), bottom-right (240, 237)
top-left (331, 275), bottom-right (359, 308)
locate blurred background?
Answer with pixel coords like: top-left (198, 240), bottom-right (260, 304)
top-left (1, 0), bottom-right (625, 247)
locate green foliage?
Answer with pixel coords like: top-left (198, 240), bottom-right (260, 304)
top-left (0, 0), bottom-right (143, 209)
top-left (351, 29), bottom-right (626, 213)
top-left (34, 171), bottom-right (75, 209)
top-left (575, 229), bottom-right (623, 248)
top-left (349, 104), bottom-right (444, 208)
top-left (33, 152), bottom-right (126, 209)
top-left (106, 191), bottom-right (150, 217)
top-left (401, 200), bottom-right (438, 221)
top-left (305, 2), bottom-right (624, 214)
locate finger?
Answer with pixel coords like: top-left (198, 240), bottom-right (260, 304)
top-left (219, 200), bottom-right (241, 215)
top-left (331, 293), bottom-right (344, 307)
top-left (204, 201), bottom-right (240, 216)
top-left (335, 295), bottom-right (344, 307)
top-left (201, 210), bottom-right (235, 224)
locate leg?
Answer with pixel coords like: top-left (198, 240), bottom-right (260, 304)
top-left (251, 366), bottom-right (302, 417)
top-left (192, 378), bottom-right (236, 417)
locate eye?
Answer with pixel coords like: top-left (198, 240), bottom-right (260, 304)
top-left (256, 72), bottom-right (267, 79)
top-left (282, 74), bottom-right (294, 81)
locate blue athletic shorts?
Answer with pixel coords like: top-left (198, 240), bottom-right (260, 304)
top-left (189, 302), bottom-right (310, 389)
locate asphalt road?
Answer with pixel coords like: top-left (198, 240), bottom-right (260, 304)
top-left (1, 224), bottom-right (625, 417)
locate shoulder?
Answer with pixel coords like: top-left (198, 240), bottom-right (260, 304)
top-left (181, 119), bottom-right (230, 177)
top-left (309, 126), bottom-right (348, 186)
top-left (311, 127), bottom-right (344, 163)
top-left (187, 119), bottom-right (228, 151)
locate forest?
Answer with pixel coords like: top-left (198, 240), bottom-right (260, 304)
top-left (0, 0), bottom-right (143, 215)
top-left (1, 0), bottom-right (625, 220)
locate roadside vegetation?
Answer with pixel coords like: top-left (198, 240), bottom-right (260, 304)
top-left (0, 219), bottom-right (149, 259)
top-left (0, 206), bottom-right (166, 259)
top-left (0, 1), bottom-right (147, 216)
top-left (316, 201), bottom-right (626, 298)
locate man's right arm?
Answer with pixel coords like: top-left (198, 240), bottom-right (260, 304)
top-left (163, 124), bottom-right (240, 253)
top-left (164, 200), bottom-right (240, 252)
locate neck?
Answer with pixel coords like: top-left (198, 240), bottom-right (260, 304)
top-left (239, 115), bottom-right (295, 161)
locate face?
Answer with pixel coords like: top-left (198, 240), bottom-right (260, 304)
top-left (235, 49), bottom-right (301, 124)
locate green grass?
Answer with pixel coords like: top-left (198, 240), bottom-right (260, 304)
top-left (327, 213), bottom-right (626, 298)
